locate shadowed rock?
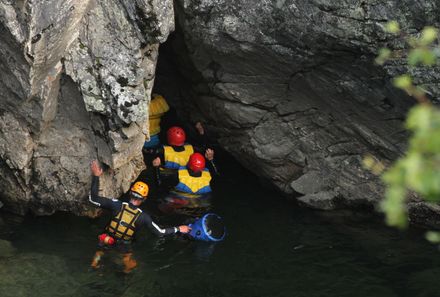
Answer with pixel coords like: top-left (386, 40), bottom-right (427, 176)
top-left (167, 0), bottom-right (439, 221)
top-left (0, 0), bottom-right (174, 215)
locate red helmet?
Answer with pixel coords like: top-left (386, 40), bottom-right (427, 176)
top-left (188, 153), bottom-right (206, 172)
top-left (167, 126), bottom-right (186, 146)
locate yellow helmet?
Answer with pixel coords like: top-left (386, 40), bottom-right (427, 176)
top-left (130, 181), bottom-right (149, 199)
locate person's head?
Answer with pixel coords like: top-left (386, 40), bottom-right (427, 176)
top-left (167, 126), bottom-right (186, 146)
top-left (187, 153), bottom-right (206, 173)
top-left (129, 181), bottom-right (149, 205)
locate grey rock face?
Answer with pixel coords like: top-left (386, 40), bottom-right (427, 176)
top-left (0, 0), bottom-right (174, 215)
top-left (173, 1), bottom-right (439, 215)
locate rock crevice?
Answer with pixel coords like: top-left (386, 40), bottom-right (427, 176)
top-left (0, 0), bottom-right (174, 215)
top-left (160, 0), bottom-right (440, 222)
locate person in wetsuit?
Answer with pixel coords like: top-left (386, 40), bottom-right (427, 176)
top-left (157, 152), bottom-right (218, 218)
top-left (143, 93), bottom-right (170, 151)
top-left (89, 160), bottom-right (191, 273)
top-left (151, 126), bottom-right (215, 182)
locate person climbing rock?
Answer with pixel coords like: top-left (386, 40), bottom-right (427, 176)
top-left (143, 94), bottom-right (170, 151)
top-left (152, 126), bottom-right (216, 181)
top-left (88, 160), bottom-right (190, 273)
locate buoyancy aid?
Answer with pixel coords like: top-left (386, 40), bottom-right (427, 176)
top-left (106, 203), bottom-right (142, 241)
top-left (171, 168), bottom-right (212, 198)
top-left (163, 145), bottom-right (194, 170)
top-left (148, 95), bottom-right (169, 137)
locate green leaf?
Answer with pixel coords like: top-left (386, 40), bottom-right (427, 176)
top-left (393, 74), bottom-right (412, 90)
top-left (406, 105), bottom-right (432, 132)
top-left (426, 231), bottom-right (440, 243)
top-left (420, 26), bottom-right (438, 46)
top-left (381, 185), bottom-right (408, 228)
top-left (385, 21), bottom-right (400, 34)
top-left (408, 48), bottom-right (423, 66)
top-left (376, 48), bottom-right (392, 65)
top-left (407, 48), bottom-right (437, 66)
top-left (375, 24), bottom-right (440, 232)
top-left (382, 161), bottom-right (405, 184)
top-left (421, 50), bottom-right (437, 66)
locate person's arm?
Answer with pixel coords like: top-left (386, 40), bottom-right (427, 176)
top-left (205, 160), bottom-right (219, 178)
top-left (89, 160), bottom-right (122, 211)
top-left (151, 147), bottom-right (165, 181)
top-left (193, 122), bottom-right (210, 149)
top-left (151, 147), bottom-right (167, 186)
top-left (137, 212), bottom-right (191, 236)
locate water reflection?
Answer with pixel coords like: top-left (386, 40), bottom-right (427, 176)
top-left (158, 194), bottom-right (212, 218)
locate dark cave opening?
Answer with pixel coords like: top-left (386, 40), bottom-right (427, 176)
top-left (148, 33), bottom-right (292, 201)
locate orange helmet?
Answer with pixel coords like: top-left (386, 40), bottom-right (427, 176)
top-left (188, 153), bottom-right (206, 172)
top-left (130, 181), bottom-right (149, 199)
top-left (167, 126), bottom-right (186, 146)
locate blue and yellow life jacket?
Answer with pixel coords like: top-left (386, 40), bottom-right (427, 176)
top-left (163, 145), bottom-right (194, 170)
top-left (171, 168), bottom-right (212, 199)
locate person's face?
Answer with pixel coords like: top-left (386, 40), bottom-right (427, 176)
top-left (131, 198), bottom-right (143, 206)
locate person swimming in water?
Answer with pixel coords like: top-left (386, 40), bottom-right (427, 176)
top-left (88, 160), bottom-right (191, 273)
top-left (151, 126), bottom-right (215, 182)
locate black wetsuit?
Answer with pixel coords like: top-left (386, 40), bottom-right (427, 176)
top-left (146, 144), bottom-right (200, 164)
top-left (89, 176), bottom-right (178, 237)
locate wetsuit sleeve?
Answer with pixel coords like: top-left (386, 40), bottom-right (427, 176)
top-left (206, 159), bottom-right (220, 177)
top-left (89, 176), bottom-right (122, 211)
top-left (137, 212), bottom-right (178, 236)
top-left (153, 147), bottom-right (165, 163)
top-left (193, 145), bottom-right (205, 154)
top-left (192, 133), bottom-right (210, 151)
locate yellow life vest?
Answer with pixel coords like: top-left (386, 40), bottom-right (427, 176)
top-left (172, 169), bottom-right (212, 198)
top-left (148, 95), bottom-right (169, 137)
top-left (163, 145), bottom-right (194, 169)
top-left (107, 203), bottom-right (142, 241)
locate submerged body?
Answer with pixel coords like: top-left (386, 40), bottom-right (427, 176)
top-left (88, 161), bottom-right (189, 273)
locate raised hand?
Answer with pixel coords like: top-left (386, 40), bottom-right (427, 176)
top-left (91, 160), bottom-right (103, 177)
top-left (152, 157), bottom-right (161, 167)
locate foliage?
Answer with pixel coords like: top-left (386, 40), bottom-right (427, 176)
top-left (367, 22), bottom-right (440, 232)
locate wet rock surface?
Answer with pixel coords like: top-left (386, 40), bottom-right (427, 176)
top-left (0, 0), bottom-right (174, 215)
top-left (1, 0), bottom-right (439, 224)
top-left (168, 0), bottom-right (440, 220)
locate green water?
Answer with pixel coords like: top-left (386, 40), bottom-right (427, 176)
top-left (1, 162), bottom-right (440, 297)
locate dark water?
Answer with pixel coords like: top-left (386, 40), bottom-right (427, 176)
top-left (1, 161), bottom-right (440, 297)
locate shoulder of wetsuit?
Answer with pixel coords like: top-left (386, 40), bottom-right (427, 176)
top-left (192, 145), bottom-right (206, 154)
top-left (151, 146), bottom-right (164, 158)
top-left (135, 211), bottom-right (151, 227)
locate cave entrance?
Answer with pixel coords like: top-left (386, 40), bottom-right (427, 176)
top-left (150, 32), bottom-right (196, 142)
top-left (148, 32), bottom-right (281, 195)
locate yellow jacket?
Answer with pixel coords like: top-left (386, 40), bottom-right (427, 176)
top-left (148, 95), bottom-right (169, 136)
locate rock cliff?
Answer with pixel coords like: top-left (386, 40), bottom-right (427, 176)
top-left (166, 0), bottom-right (440, 220)
top-left (1, 0), bottom-right (439, 224)
top-left (0, 0), bottom-right (173, 215)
